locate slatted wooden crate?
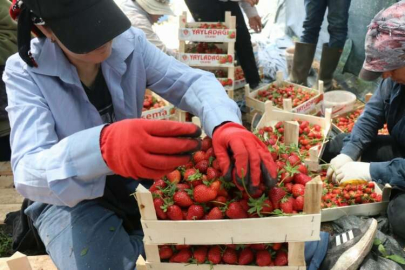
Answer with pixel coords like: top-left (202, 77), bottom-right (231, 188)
top-left (135, 175), bottom-right (323, 269)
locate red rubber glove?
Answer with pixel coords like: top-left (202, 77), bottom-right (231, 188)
top-left (101, 119), bottom-right (201, 180)
top-left (213, 122), bottom-right (278, 191)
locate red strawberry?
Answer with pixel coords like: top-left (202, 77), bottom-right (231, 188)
top-left (167, 170), bottom-right (181, 184)
top-left (193, 246), bottom-right (208, 264)
top-left (170, 249), bottom-right (192, 263)
top-left (222, 248), bottom-right (238, 264)
top-left (201, 137), bottom-right (212, 151)
top-left (294, 173), bottom-right (312, 186)
top-left (285, 182), bottom-right (293, 193)
top-left (280, 197), bottom-right (295, 213)
top-left (298, 164), bottom-right (308, 175)
top-left (193, 151), bottom-right (207, 163)
top-left (274, 251), bottom-right (288, 266)
top-left (287, 155), bottom-right (301, 167)
top-left (150, 179), bottom-right (167, 192)
top-left (238, 248), bottom-right (254, 265)
top-left (205, 148), bottom-right (215, 160)
top-left (256, 250), bottom-right (272, 266)
top-left (184, 161), bottom-right (194, 169)
top-left (153, 198), bottom-right (167, 220)
top-left (176, 183), bottom-right (190, 191)
top-left (292, 184), bottom-right (305, 197)
top-left (205, 207), bottom-right (224, 220)
top-left (176, 245), bottom-right (191, 250)
top-left (269, 187), bottom-right (286, 209)
top-left (367, 182), bottom-right (375, 188)
top-left (294, 196), bottom-right (305, 211)
top-left (184, 168), bottom-right (202, 182)
top-left (227, 55), bottom-right (233, 63)
top-left (187, 205), bottom-right (205, 220)
top-left (194, 184), bottom-right (218, 203)
top-left (272, 243), bottom-right (282, 251)
top-left (167, 205), bottom-right (183, 220)
top-left (239, 199), bottom-right (249, 212)
top-left (208, 246), bottom-right (222, 264)
top-left (212, 159), bottom-right (221, 170)
top-left (251, 244), bottom-right (266, 250)
top-left (195, 160), bottom-right (209, 174)
top-left (174, 191), bottom-right (193, 208)
top-left (159, 245), bottom-right (173, 259)
top-left (207, 167), bottom-right (219, 180)
top-left (226, 202), bottom-right (248, 219)
top-left (212, 195), bottom-right (227, 207)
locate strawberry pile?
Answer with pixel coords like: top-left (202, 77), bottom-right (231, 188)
top-left (142, 94), bottom-right (166, 111)
top-left (235, 67), bottom-right (245, 80)
top-left (198, 22), bottom-right (227, 29)
top-left (255, 84), bottom-right (317, 109)
top-left (256, 120), bottom-right (324, 157)
top-left (319, 170), bottom-right (382, 208)
top-left (187, 42), bottom-right (225, 54)
top-left (150, 136), bottom-right (316, 221)
top-left (333, 108), bottom-right (389, 135)
top-left (159, 243), bottom-right (288, 266)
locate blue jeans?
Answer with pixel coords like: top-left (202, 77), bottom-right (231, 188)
top-left (301, 0), bottom-right (352, 48)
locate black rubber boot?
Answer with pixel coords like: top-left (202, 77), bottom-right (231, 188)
top-left (290, 42), bottom-right (316, 86)
top-left (318, 43), bottom-right (343, 91)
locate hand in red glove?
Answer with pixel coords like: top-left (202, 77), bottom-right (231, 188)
top-left (101, 119), bottom-right (201, 180)
top-left (213, 122), bottom-right (278, 192)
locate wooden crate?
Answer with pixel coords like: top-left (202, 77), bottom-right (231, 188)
top-left (135, 176), bottom-right (323, 269)
top-left (245, 71), bottom-right (324, 115)
top-left (255, 101), bottom-right (332, 160)
top-left (178, 11), bottom-right (236, 99)
top-left (321, 183), bottom-right (391, 222)
top-left (141, 91), bottom-right (176, 120)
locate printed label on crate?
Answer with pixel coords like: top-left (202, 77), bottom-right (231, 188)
top-left (178, 53), bottom-right (234, 67)
top-left (179, 28), bottom-right (236, 42)
top-left (141, 105), bottom-right (176, 120)
top-left (294, 94), bottom-right (324, 115)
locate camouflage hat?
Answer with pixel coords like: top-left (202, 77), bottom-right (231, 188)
top-left (360, 1), bottom-right (405, 81)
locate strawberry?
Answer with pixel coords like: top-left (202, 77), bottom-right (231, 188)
top-left (195, 160), bottom-right (209, 174)
top-left (367, 182), bottom-right (375, 188)
top-left (184, 168), bottom-right (202, 182)
top-left (292, 184), bottom-right (305, 197)
top-left (193, 151), bottom-right (207, 163)
top-left (194, 184), bottom-right (218, 203)
top-left (201, 137), bottom-right (212, 151)
top-left (287, 154), bottom-right (301, 167)
top-left (205, 207), bottom-right (224, 220)
top-left (274, 251), bottom-right (288, 266)
top-left (193, 246), bottom-right (208, 264)
top-left (170, 249), bottom-right (192, 263)
top-left (256, 250), bottom-right (272, 266)
top-left (205, 148), bottom-right (215, 160)
top-left (159, 245), bottom-right (173, 259)
top-left (167, 205), bottom-right (183, 220)
top-left (294, 173), bottom-right (312, 186)
top-left (298, 164), bottom-right (308, 175)
top-left (208, 246), bottom-right (222, 264)
top-left (222, 248), bottom-right (238, 264)
top-left (212, 159), bottom-right (221, 170)
top-left (251, 244), bottom-right (266, 250)
top-left (167, 169), bottom-right (181, 184)
top-left (239, 199), bottom-right (250, 211)
top-left (227, 55), bottom-right (233, 63)
top-left (269, 187), bottom-right (286, 209)
top-left (238, 248), bottom-right (254, 265)
top-left (272, 243), bottom-right (282, 251)
top-left (294, 196), bottom-right (305, 211)
top-left (173, 191), bottom-right (193, 208)
top-left (226, 202), bottom-right (248, 219)
top-left (153, 198), bottom-right (167, 220)
top-left (280, 197), bottom-right (295, 213)
top-left (176, 245), bottom-right (191, 250)
top-left (285, 182), bottom-right (293, 193)
top-left (150, 179), bottom-right (167, 192)
top-left (187, 205), bottom-right (205, 220)
top-left (206, 167), bottom-right (219, 180)
top-left (176, 183), bottom-right (190, 191)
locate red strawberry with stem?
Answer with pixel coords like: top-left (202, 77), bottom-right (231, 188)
top-left (170, 249), bottom-right (192, 263)
top-left (226, 202), bottom-right (248, 219)
top-left (201, 137), bottom-right (212, 151)
top-left (248, 194), bottom-right (274, 217)
top-left (193, 184), bottom-right (218, 203)
top-left (294, 196), bottom-right (305, 211)
top-left (280, 197), bottom-right (295, 213)
top-left (222, 248), bottom-right (238, 264)
top-left (256, 250), bottom-right (272, 266)
top-left (272, 243), bottom-right (282, 251)
top-left (173, 191), bottom-right (193, 207)
top-left (238, 247), bottom-right (254, 265)
top-left (193, 246), bottom-right (208, 264)
top-left (292, 184), bottom-right (305, 197)
top-left (206, 167), bottom-right (219, 181)
top-left (269, 187), bottom-right (286, 209)
top-left (294, 173), bottom-right (312, 186)
top-left (187, 205), bottom-right (205, 220)
top-left (193, 151), bottom-right (207, 163)
top-left (208, 246), bottom-right (222, 264)
top-left (167, 205), bottom-right (184, 220)
top-left (166, 169), bottom-right (181, 184)
top-left (159, 245), bottom-right (173, 259)
top-left (195, 160), bottom-right (209, 174)
top-left (205, 206), bottom-right (224, 220)
top-left (274, 250), bottom-right (288, 266)
top-left (153, 198), bottom-right (167, 220)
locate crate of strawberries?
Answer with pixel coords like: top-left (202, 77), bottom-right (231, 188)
top-left (135, 134), bottom-right (322, 269)
top-left (332, 106), bottom-right (389, 135)
top-left (179, 21), bottom-right (236, 43)
top-left (245, 71), bottom-right (324, 115)
top-left (141, 91), bottom-right (175, 120)
top-left (178, 42), bottom-right (234, 67)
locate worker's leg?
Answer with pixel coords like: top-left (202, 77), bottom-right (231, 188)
top-left (184, 0), bottom-right (222, 22)
top-left (301, 0), bottom-right (328, 45)
top-left (326, 0), bottom-right (352, 48)
top-left (387, 189), bottom-right (405, 239)
top-left (220, 2), bottom-right (261, 88)
top-left (25, 200), bottom-right (144, 270)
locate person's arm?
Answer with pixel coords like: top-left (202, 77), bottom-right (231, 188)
top-left (340, 80), bottom-right (388, 160)
top-left (136, 29), bottom-right (241, 136)
top-left (239, 1), bottom-right (259, 18)
top-left (0, 0), bottom-right (18, 65)
top-left (3, 57), bottom-right (112, 207)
